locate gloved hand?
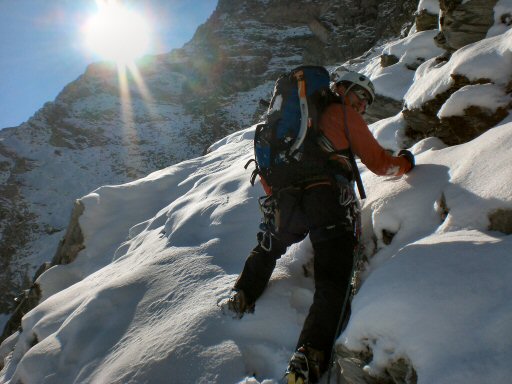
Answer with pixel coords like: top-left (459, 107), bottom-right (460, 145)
top-left (398, 149), bottom-right (415, 170)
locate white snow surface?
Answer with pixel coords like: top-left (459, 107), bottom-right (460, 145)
top-left (1, 13), bottom-right (512, 384)
top-left (368, 113), bottom-right (409, 151)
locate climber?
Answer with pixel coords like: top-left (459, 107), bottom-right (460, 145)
top-left (225, 67), bottom-right (415, 383)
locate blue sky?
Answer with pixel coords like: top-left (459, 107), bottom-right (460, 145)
top-left (0, 0), bottom-right (218, 129)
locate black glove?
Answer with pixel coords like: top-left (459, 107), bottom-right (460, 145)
top-left (398, 149), bottom-right (415, 170)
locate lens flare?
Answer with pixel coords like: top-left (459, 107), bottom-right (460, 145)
top-left (84, 1), bottom-right (151, 65)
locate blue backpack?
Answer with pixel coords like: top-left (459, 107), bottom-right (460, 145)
top-left (246, 66), bottom-right (333, 191)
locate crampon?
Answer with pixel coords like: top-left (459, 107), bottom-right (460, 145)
top-left (284, 347), bottom-right (309, 384)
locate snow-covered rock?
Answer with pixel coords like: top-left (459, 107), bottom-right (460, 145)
top-left (402, 28), bottom-right (512, 145)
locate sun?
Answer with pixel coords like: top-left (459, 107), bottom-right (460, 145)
top-left (84, 1), bottom-right (151, 65)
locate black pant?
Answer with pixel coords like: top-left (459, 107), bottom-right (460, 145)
top-left (234, 184), bottom-right (356, 367)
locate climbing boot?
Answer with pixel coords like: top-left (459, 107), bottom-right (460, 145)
top-left (303, 346), bottom-right (325, 383)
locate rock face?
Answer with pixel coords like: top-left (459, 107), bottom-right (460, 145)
top-left (435, 0), bottom-right (498, 51)
top-left (415, 9), bottom-right (439, 32)
top-left (0, 0), bottom-right (417, 315)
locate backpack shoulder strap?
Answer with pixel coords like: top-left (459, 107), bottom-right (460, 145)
top-left (341, 101), bottom-right (366, 199)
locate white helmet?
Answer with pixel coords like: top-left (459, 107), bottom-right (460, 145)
top-left (330, 67), bottom-right (376, 105)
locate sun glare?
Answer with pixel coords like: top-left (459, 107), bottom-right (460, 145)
top-left (84, 1), bottom-right (151, 65)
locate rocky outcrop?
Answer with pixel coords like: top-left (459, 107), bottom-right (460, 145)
top-left (0, 283), bottom-right (41, 345)
top-left (415, 9), bottom-right (439, 32)
top-left (437, 104), bottom-right (511, 145)
top-left (51, 200), bottom-right (85, 265)
top-left (403, 75), bottom-right (512, 146)
top-left (380, 54), bottom-right (400, 68)
top-left (336, 344), bottom-right (418, 384)
top-left (435, 0), bottom-right (498, 51)
top-left (489, 209), bottom-right (512, 235)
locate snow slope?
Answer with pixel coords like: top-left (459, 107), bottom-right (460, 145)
top-left (1, 113), bottom-right (511, 383)
top-left (1, 4), bottom-right (512, 384)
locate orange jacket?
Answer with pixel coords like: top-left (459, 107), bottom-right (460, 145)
top-left (319, 103), bottom-right (412, 176)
